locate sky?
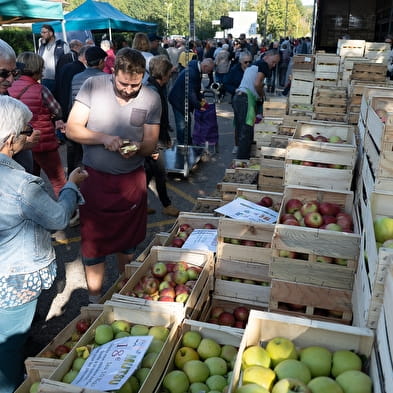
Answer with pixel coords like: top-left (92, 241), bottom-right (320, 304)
top-left (302, 0), bottom-right (314, 5)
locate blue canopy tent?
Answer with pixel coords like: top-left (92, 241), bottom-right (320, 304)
top-left (0, 0), bottom-right (63, 24)
top-left (32, 0), bottom-right (157, 42)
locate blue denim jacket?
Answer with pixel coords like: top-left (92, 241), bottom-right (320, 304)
top-left (0, 153), bottom-right (83, 275)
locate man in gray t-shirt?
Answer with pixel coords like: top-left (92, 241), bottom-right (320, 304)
top-left (66, 48), bottom-right (161, 303)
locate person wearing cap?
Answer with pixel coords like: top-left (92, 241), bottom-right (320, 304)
top-left (100, 39), bottom-right (115, 74)
top-left (149, 33), bottom-right (169, 59)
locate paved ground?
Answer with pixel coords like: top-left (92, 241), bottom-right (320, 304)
top-left (24, 98), bottom-right (236, 359)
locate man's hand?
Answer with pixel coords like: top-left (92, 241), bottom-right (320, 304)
top-left (102, 134), bottom-right (123, 151)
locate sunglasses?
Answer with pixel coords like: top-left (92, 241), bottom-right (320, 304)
top-left (0, 68), bottom-right (20, 79)
top-left (20, 124), bottom-right (34, 137)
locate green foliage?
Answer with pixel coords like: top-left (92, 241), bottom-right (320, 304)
top-left (0, 28), bottom-right (35, 54)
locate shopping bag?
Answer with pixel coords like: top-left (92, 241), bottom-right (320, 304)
top-left (192, 103), bottom-right (219, 146)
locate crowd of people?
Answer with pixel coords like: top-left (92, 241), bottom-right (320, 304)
top-left (0, 28), bottom-right (311, 391)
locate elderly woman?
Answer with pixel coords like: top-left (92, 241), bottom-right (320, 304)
top-left (0, 96), bottom-right (87, 393)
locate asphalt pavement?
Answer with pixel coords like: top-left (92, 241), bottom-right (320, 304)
top-left (25, 98), bottom-right (236, 359)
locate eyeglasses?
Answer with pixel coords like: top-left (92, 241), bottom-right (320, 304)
top-left (0, 68), bottom-right (20, 79)
top-left (20, 124), bottom-right (34, 137)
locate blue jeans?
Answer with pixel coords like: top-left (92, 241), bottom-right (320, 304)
top-left (0, 300), bottom-right (37, 393)
top-left (232, 93), bottom-right (254, 159)
top-left (172, 107), bottom-right (192, 145)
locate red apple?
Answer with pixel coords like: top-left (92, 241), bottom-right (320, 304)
top-left (159, 296), bottom-right (175, 302)
top-left (323, 215), bottom-right (337, 225)
top-left (336, 212), bottom-right (353, 230)
top-left (211, 306), bottom-right (225, 319)
top-left (76, 319), bottom-right (90, 334)
top-left (319, 202), bottom-right (337, 216)
top-left (174, 261), bottom-right (189, 272)
top-left (285, 199), bottom-right (303, 213)
top-left (315, 135), bottom-right (328, 142)
top-left (233, 306), bottom-right (250, 321)
top-left (300, 200), bottom-right (319, 216)
top-left (301, 161), bottom-right (316, 166)
top-left (241, 239), bottom-right (257, 246)
top-left (54, 345), bottom-right (70, 358)
top-left (165, 263), bottom-right (177, 272)
top-left (259, 196), bottom-right (273, 207)
top-left (143, 277), bottom-right (160, 295)
top-left (304, 212), bottom-right (323, 228)
top-left (280, 213), bottom-right (296, 223)
top-left (234, 320), bottom-right (246, 329)
top-left (160, 287), bottom-right (176, 298)
top-left (203, 223), bottom-right (216, 229)
top-left (143, 294), bottom-right (154, 300)
top-left (179, 223), bottom-right (192, 232)
top-left (151, 262), bottom-right (168, 279)
top-left (175, 284), bottom-right (190, 296)
top-left (301, 133), bottom-right (315, 141)
top-left (218, 312), bottom-right (236, 326)
top-left (282, 218), bottom-right (300, 226)
top-left (163, 272), bottom-right (176, 287)
top-left (208, 318), bottom-right (219, 324)
top-left (171, 237), bottom-right (184, 248)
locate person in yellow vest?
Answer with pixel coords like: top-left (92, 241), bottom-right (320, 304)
top-left (177, 41), bottom-right (197, 71)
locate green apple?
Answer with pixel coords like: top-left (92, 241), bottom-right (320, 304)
top-left (242, 345), bottom-right (271, 369)
top-left (147, 338), bottom-right (164, 354)
top-left (95, 324), bottom-right (114, 345)
top-left (183, 359), bottom-right (210, 383)
top-left (142, 351), bottom-right (159, 368)
top-left (29, 382), bottom-right (41, 393)
top-left (266, 337), bottom-right (298, 367)
top-left (62, 369), bottom-right (79, 383)
top-left (227, 370), bottom-right (233, 383)
top-left (111, 319), bottom-right (131, 334)
top-left (220, 344), bottom-right (238, 364)
top-left (197, 337), bottom-right (221, 359)
top-left (272, 378), bottom-right (311, 393)
top-left (307, 376), bottom-right (343, 393)
top-left (135, 367), bottom-right (150, 384)
top-left (190, 382), bottom-right (209, 393)
top-left (149, 326), bottom-right (169, 341)
top-left (274, 359), bottom-right (311, 384)
top-left (206, 374), bottom-right (228, 392)
top-left (163, 370), bottom-right (190, 393)
top-left (235, 383), bottom-right (269, 393)
top-left (116, 331), bottom-right (130, 339)
top-left (131, 324), bottom-right (149, 336)
top-left (182, 330), bottom-right (202, 349)
top-left (128, 375), bottom-right (140, 392)
top-left (335, 370), bottom-right (372, 393)
top-left (331, 350), bottom-right (362, 377)
top-left (243, 365), bottom-right (276, 391)
top-left (117, 380), bottom-right (133, 393)
top-left (374, 216), bottom-right (393, 243)
top-left (204, 356), bottom-right (228, 375)
top-left (72, 357), bottom-right (86, 371)
top-left (300, 346), bottom-right (332, 377)
top-left (174, 346), bottom-right (199, 369)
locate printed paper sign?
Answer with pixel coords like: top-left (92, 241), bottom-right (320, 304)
top-left (214, 198), bottom-right (278, 223)
top-left (182, 228), bottom-right (217, 252)
top-left (72, 336), bottom-right (153, 390)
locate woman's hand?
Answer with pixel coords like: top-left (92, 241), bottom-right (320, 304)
top-left (68, 167), bottom-right (88, 187)
top-left (23, 130), bottom-right (41, 150)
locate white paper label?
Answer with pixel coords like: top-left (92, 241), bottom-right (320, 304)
top-left (182, 228), bottom-right (217, 252)
top-left (72, 336), bottom-right (153, 390)
top-left (214, 198), bottom-right (278, 223)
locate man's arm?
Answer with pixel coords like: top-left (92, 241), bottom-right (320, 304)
top-left (254, 71), bottom-right (266, 99)
top-left (138, 124), bottom-right (160, 156)
top-left (66, 101), bottom-right (123, 151)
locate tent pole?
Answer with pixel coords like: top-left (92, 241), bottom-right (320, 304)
top-left (61, 19), bottom-right (68, 43)
top-left (109, 20), bottom-right (112, 42)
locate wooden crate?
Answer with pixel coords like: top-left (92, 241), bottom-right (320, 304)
top-left (217, 181), bottom-right (258, 201)
top-left (337, 39), bottom-right (366, 57)
top-left (136, 232), bottom-right (170, 262)
top-left (269, 279), bottom-right (353, 324)
top-left (312, 112), bottom-right (348, 122)
top-left (253, 117), bottom-right (282, 145)
top-left (365, 42), bottom-right (391, 64)
top-left (273, 186), bottom-right (360, 259)
top-left (37, 305), bottom-right (104, 358)
top-left (292, 54), bottom-right (315, 71)
top-left (380, 266), bottom-right (393, 368)
top-left (155, 319), bottom-right (243, 393)
top-left (351, 63), bottom-right (387, 82)
top-left (263, 100), bottom-right (288, 117)
top-left (46, 301), bottom-right (181, 393)
top-left (116, 246), bottom-right (213, 319)
top-left (235, 188), bottom-right (283, 212)
top-left (291, 71), bottom-right (314, 94)
top-left (289, 92), bottom-right (312, 105)
top-left (229, 310), bottom-right (374, 393)
top-left (217, 216), bottom-right (274, 264)
top-left (192, 197), bottom-right (225, 214)
top-left (288, 103), bottom-right (314, 116)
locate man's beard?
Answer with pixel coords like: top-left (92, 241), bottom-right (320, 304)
top-left (113, 80), bottom-right (141, 100)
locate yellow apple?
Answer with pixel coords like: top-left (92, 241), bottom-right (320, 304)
top-left (243, 365), bottom-right (276, 391)
top-left (242, 345), bottom-right (271, 369)
top-left (266, 337), bottom-right (298, 367)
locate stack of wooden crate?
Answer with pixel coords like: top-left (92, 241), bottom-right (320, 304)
top-left (289, 70), bottom-right (314, 108)
top-left (339, 57), bottom-right (370, 87)
top-left (364, 42), bottom-right (391, 64)
top-left (337, 39), bottom-right (366, 57)
top-left (263, 97), bottom-right (288, 117)
top-left (314, 53), bottom-right (340, 87)
top-left (313, 86), bottom-right (348, 122)
top-left (292, 54), bottom-right (315, 71)
top-left (351, 62), bottom-right (387, 83)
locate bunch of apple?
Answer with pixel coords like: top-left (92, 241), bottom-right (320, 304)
top-left (280, 199), bottom-right (354, 232)
top-left (61, 319), bottom-right (170, 392)
top-left (171, 223), bottom-right (216, 248)
top-left (223, 237), bottom-right (271, 248)
top-left (220, 275), bottom-right (270, 287)
top-left (123, 261), bottom-right (202, 303)
top-left (162, 330), bottom-right (238, 393)
top-left (40, 318), bottom-right (92, 359)
top-left (300, 134), bottom-right (346, 144)
top-left (207, 305), bottom-right (250, 329)
top-left (235, 336), bottom-right (372, 393)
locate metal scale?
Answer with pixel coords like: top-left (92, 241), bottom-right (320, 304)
top-left (164, 0), bottom-right (211, 177)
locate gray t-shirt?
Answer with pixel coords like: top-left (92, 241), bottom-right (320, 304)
top-left (75, 73), bottom-right (161, 174)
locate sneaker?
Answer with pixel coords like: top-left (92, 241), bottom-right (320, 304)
top-left (69, 209), bottom-right (80, 227)
top-left (147, 207), bottom-right (156, 214)
top-left (162, 205), bottom-right (180, 217)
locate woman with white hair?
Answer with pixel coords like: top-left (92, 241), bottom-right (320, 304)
top-left (0, 96), bottom-right (88, 392)
top-left (100, 39), bottom-right (115, 74)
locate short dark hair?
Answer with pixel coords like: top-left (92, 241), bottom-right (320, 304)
top-left (41, 24), bottom-right (54, 34)
top-left (115, 47), bottom-right (146, 76)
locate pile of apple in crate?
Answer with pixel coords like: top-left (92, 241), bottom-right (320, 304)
top-left (19, 70), bottom-right (393, 393)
